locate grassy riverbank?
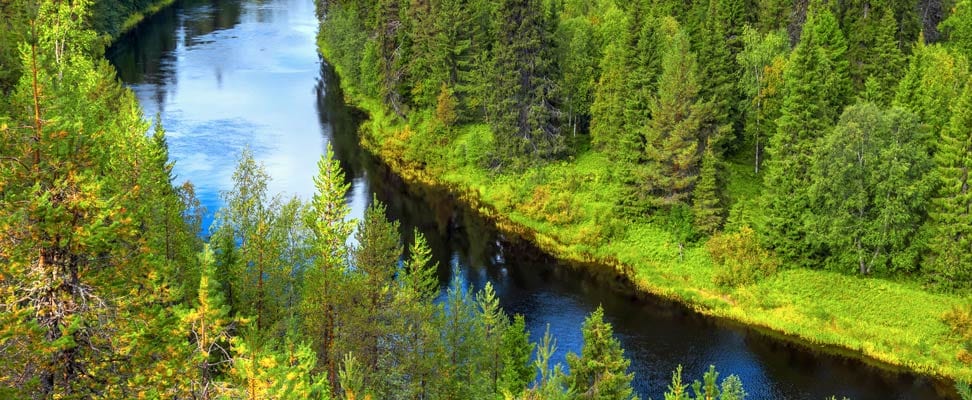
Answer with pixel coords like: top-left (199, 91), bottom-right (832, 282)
top-left (319, 43), bottom-right (970, 385)
top-left (85, 0), bottom-right (180, 42)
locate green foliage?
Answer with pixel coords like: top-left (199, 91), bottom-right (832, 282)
top-left (761, 2), bottom-right (851, 268)
top-left (707, 226), bottom-right (779, 287)
top-left (941, 0), bottom-right (972, 56)
top-left (809, 104), bottom-right (933, 275)
top-left (315, 0), bottom-right (972, 384)
top-left (566, 306), bottom-right (638, 400)
top-left (641, 18), bottom-right (705, 206)
top-left (926, 80), bottom-right (972, 289)
top-left (693, 147), bottom-right (724, 234)
top-left (736, 26), bottom-right (788, 174)
top-left (696, 0), bottom-right (739, 154)
top-left (665, 365), bottom-right (690, 400)
top-left (302, 144), bottom-right (355, 388)
top-left (522, 325), bottom-right (574, 400)
top-left (488, 0), bottom-right (564, 167)
top-left (502, 314), bottom-right (535, 396)
top-left (894, 42), bottom-right (970, 142)
top-left (944, 302), bottom-right (972, 364)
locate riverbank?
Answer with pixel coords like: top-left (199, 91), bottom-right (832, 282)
top-left (92, 0), bottom-right (178, 43)
top-left (317, 39), bottom-right (970, 386)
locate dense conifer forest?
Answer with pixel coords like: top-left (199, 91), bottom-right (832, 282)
top-left (316, 0), bottom-right (972, 391)
top-left (0, 0), bottom-right (971, 398)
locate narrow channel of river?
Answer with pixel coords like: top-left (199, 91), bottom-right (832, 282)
top-left (107, 0), bottom-right (954, 398)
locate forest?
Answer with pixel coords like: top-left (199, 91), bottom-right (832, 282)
top-left (316, 0), bottom-right (972, 386)
top-left (0, 0), bottom-right (971, 397)
top-left (0, 0), bottom-right (756, 398)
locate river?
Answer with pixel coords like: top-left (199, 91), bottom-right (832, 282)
top-left (106, 0), bottom-right (954, 398)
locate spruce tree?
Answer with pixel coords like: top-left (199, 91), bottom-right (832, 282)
top-left (693, 146), bottom-right (723, 234)
top-left (761, 2), bottom-right (851, 266)
top-left (927, 81), bottom-right (972, 288)
top-left (501, 314), bottom-right (535, 396)
top-left (477, 282), bottom-right (511, 396)
top-left (696, 0), bottom-right (737, 153)
top-left (642, 19), bottom-right (705, 207)
top-left (488, 0), bottom-right (564, 167)
top-left (894, 42), bottom-right (970, 143)
top-left (566, 307), bottom-right (637, 400)
top-left (941, 0), bottom-right (972, 56)
top-left (343, 198), bottom-right (401, 396)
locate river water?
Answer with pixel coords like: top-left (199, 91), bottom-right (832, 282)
top-left (107, 0), bottom-right (955, 398)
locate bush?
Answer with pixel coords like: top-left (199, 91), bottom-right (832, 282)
top-left (944, 303), bottom-right (972, 364)
top-left (707, 226), bottom-right (779, 288)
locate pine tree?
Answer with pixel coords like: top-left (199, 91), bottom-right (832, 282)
top-left (693, 146), bottom-right (723, 234)
top-left (477, 282), bottom-right (511, 396)
top-left (664, 365), bottom-right (690, 400)
top-left (342, 198), bottom-right (401, 396)
top-left (395, 229), bottom-right (446, 399)
top-left (301, 144), bottom-right (354, 390)
top-left (761, 2), bottom-right (851, 266)
top-left (501, 314), bottom-right (535, 396)
top-left (566, 306), bottom-right (637, 400)
top-left (696, 0), bottom-right (737, 153)
top-left (642, 19), bottom-right (705, 207)
top-left (691, 365), bottom-right (720, 400)
top-left (440, 271), bottom-right (488, 397)
top-left (488, 0), bottom-right (564, 167)
top-left (941, 0), bottom-right (972, 56)
top-left (926, 80), bottom-right (972, 288)
top-left (181, 246), bottom-right (235, 399)
top-left (0, 2), bottom-right (164, 394)
top-left (523, 325), bottom-right (573, 400)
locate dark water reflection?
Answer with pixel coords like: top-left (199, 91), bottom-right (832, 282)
top-left (109, 0), bottom-right (955, 398)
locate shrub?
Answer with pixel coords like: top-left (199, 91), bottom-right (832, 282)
top-left (707, 226), bottom-right (780, 288)
top-left (944, 303), bottom-right (972, 364)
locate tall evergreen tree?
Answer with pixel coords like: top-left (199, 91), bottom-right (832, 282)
top-left (488, 0), bottom-right (564, 167)
top-left (761, 2), bottom-right (851, 266)
top-left (341, 198), bottom-right (401, 396)
top-left (301, 144), bottom-right (355, 390)
top-left (926, 80), bottom-right (972, 288)
top-left (894, 41), bottom-right (970, 143)
top-left (642, 19), bottom-right (705, 207)
top-left (696, 0), bottom-right (737, 153)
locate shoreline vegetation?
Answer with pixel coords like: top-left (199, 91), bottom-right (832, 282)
top-left (113, 0), bottom-right (178, 40)
top-left (316, 6), bottom-right (970, 388)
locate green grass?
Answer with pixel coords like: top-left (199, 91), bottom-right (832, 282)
top-left (319, 41), bottom-right (970, 384)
